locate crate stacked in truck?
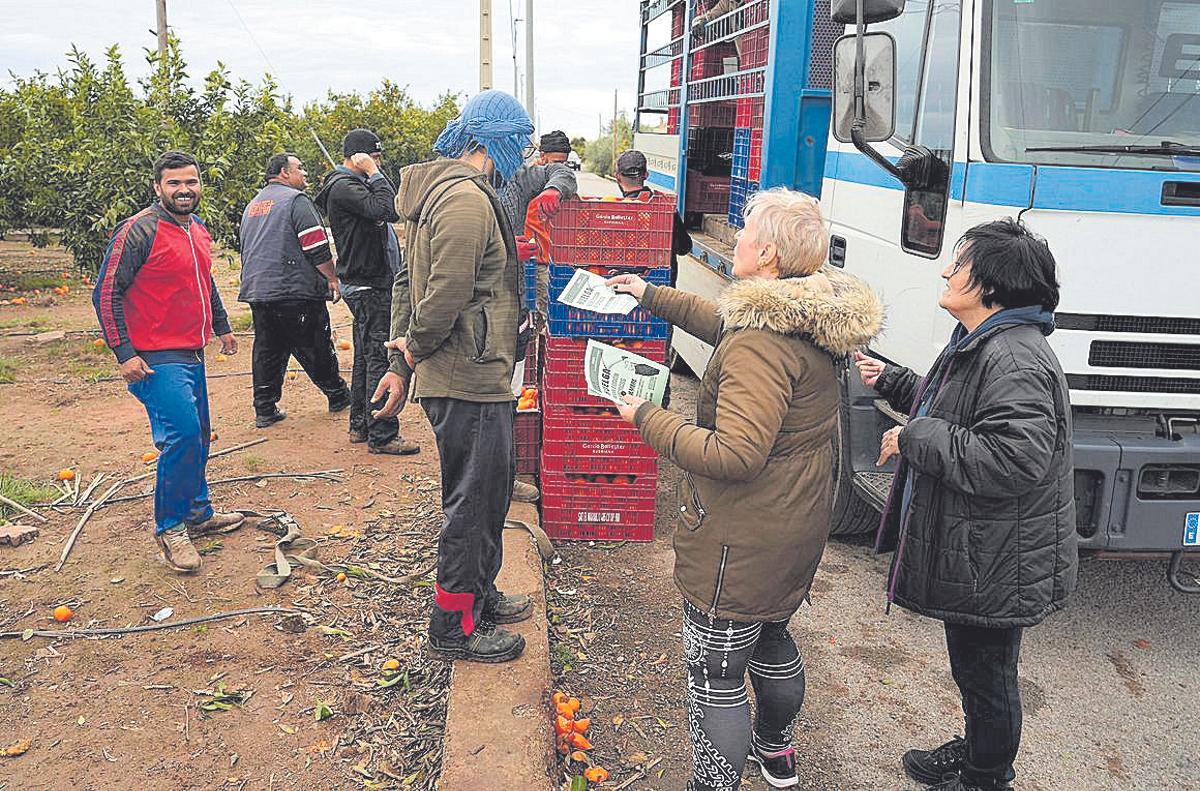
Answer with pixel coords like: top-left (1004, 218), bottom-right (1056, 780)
top-left (515, 332), bottom-right (542, 476)
top-left (538, 195), bottom-right (677, 542)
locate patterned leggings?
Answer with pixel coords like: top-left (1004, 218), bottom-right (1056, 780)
top-left (682, 600), bottom-right (807, 791)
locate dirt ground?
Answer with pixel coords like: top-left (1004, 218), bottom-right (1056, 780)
top-left (546, 371), bottom-right (1200, 790)
top-left (0, 240), bottom-right (449, 790)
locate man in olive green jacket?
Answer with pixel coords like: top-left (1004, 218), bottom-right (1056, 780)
top-left (374, 90), bottom-right (533, 664)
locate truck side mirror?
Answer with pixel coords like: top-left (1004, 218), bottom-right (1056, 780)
top-left (830, 0), bottom-right (905, 24)
top-left (832, 33), bottom-right (896, 144)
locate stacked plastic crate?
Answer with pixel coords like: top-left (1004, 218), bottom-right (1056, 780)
top-left (514, 261), bottom-right (542, 478)
top-left (729, 10), bottom-right (771, 228)
top-left (540, 195), bottom-right (677, 542)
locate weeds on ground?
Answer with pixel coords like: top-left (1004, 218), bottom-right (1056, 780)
top-left (242, 454), bottom-right (264, 473)
top-left (0, 314), bottom-right (53, 331)
top-left (0, 473), bottom-right (59, 517)
top-left (0, 355), bottom-right (17, 383)
top-left (229, 312), bottom-right (254, 332)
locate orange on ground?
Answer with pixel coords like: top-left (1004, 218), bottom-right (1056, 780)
top-left (52, 605), bottom-right (73, 623)
top-left (92, 339), bottom-right (105, 348)
top-left (141, 451), bottom-right (159, 463)
top-left (337, 341), bottom-right (351, 350)
top-left (335, 572), bottom-right (348, 583)
top-left (56, 469), bottom-right (76, 482)
top-left (570, 750), bottom-right (587, 763)
top-left (584, 767), bottom-right (609, 783)
top-left (381, 659), bottom-right (401, 673)
top-left (555, 715), bottom-right (573, 736)
top-left (573, 717), bottom-right (590, 733)
top-left (570, 733), bottom-right (592, 750)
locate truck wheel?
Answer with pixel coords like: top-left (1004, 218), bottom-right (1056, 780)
top-left (829, 389), bottom-right (878, 537)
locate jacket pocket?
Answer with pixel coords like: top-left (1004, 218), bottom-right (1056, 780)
top-left (709, 545), bottom-right (731, 617)
top-left (677, 472), bottom-right (708, 531)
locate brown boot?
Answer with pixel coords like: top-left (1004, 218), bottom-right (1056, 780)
top-left (348, 429), bottom-right (368, 444)
top-left (512, 480), bottom-right (540, 503)
top-left (368, 437), bottom-right (421, 455)
top-left (187, 511), bottom-right (246, 539)
top-left (156, 526), bottom-right (202, 572)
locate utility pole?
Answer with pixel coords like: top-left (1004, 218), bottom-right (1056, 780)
top-left (155, 0), bottom-right (168, 58)
top-left (480, 0), bottom-right (493, 91)
top-left (525, 0), bottom-right (535, 118)
top-left (611, 89), bottom-right (618, 176)
top-left (510, 1), bottom-right (520, 98)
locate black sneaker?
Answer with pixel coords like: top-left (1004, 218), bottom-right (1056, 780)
top-left (255, 409), bottom-right (287, 428)
top-left (427, 621), bottom-right (525, 663)
top-left (904, 736), bottom-right (966, 785)
top-left (484, 592), bottom-right (533, 624)
top-left (327, 390), bottom-right (352, 413)
top-left (747, 745), bottom-right (798, 788)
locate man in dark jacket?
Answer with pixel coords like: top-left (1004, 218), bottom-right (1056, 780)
top-left (239, 153), bottom-right (349, 427)
top-left (856, 219), bottom-right (1077, 791)
top-left (314, 129), bottom-right (418, 455)
top-left (93, 150), bottom-right (244, 573)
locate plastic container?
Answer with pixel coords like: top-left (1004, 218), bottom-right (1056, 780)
top-left (735, 97), bottom-right (766, 130)
top-left (548, 195), bottom-right (676, 270)
top-left (689, 101), bottom-right (737, 128)
top-left (514, 408), bottom-right (542, 475)
top-left (540, 471), bottom-right (657, 543)
top-left (728, 176), bottom-right (760, 229)
top-left (541, 406), bottom-right (658, 477)
top-left (521, 333), bottom-right (542, 387)
top-left (685, 171), bottom-right (733, 215)
top-left (547, 264), bottom-right (671, 339)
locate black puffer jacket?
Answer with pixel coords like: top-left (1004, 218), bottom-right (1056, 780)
top-left (874, 320), bottom-right (1078, 628)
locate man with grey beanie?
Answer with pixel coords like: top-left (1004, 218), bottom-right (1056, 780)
top-left (315, 129), bottom-right (419, 455)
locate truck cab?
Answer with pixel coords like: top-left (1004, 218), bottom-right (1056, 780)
top-left (634, 0), bottom-right (1200, 590)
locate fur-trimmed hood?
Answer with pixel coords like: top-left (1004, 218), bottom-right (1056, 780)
top-left (718, 268), bottom-right (884, 356)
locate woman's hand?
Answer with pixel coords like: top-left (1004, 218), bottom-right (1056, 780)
top-left (606, 273), bottom-right (648, 302)
top-left (616, 394), bottom-right (647, 424)
top-left (854, 351), bottom-right (885, 387)
top-left (877, 426), bottom-right (903, 467)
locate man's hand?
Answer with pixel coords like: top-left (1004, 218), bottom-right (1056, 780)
top-left (516, 236), bottom-right (540, 261)
top-left (617, 394), bottom-right (648, 424)
top-left (120, 356), bottom-right (155, 383)
top-left (384, 337), bottom-right (415, 370)
top-left (328, 278), bottom-right (342, 304)
top-left (531, 188), bottom-right (562, 220)
top-left (854, 351), bottom-right (885, 388)
top-left (606, 273), bottom-right (649, 301)
top-left (350, 152), bottom-right (379, 177)
top-left (371, 371), bottom-right (408, 419)
top-left (877, 426), bottom-right (903, 467)
top-left (218, 333), bottom-right (238, 356)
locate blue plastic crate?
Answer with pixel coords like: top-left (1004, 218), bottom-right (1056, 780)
top-left (727, 176), bottom-right (759, 229)
top-left (731, 127), bottom-right (752, 180)
top-left (523, 261), bottom-right (538, 309)
top-left (547, 264), bottom-right (671, 339)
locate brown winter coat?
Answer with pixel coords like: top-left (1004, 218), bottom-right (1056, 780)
top-left (634, 270), bottom-right (884, 622)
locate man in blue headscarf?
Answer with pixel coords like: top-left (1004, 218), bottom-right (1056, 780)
top-left (373, 90), bottom-right (534, 663)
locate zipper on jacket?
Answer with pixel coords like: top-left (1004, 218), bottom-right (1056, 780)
top-left (685, 472), bottom-right (708, 521)
top-left (708, 545), bottom-right (730, 618)
top-left (183, 222), bottom-right (209, 346)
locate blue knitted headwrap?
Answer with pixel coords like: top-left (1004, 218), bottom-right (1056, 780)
top-left (434, 90), bottom-right (534, 181)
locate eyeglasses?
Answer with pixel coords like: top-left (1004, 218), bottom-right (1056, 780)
top-left (522, 143), bottom-right (538, 160)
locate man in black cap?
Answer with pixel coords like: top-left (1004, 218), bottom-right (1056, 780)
top-left (315, 129), bottom-right (419, 456)
top-left (496, 130), bottom-right (578, 504)
top-left (615, 149), bottom-right (692, 285)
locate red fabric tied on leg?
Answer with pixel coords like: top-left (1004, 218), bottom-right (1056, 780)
top-left (435, 583), bottom-right (477, 636)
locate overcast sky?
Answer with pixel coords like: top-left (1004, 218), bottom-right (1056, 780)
top-left (0, 0), bottom-right (641, 140)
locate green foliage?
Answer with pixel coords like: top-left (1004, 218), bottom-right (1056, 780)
top-left (0, 37), bottom-right (460, 272)
top-left (581, 113), bottom-right (634, 178)
top-left (0, 472), bottom-right (60, 515)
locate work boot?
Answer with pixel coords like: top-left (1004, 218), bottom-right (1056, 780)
top-left (512, 479), bottom-right (540, 503)
top-left (187, 511), bottom-right (246, 539)
top-left (156, 525), bottom-right (202, 572)
top-left (484, 592), bottom-right (533, 624)
top-left (904, 736), bottom-right (966, 785)
top-left (348, 428), bottom-right (368, 444)
top-left (327, 389), bottom-right (352, 413)
top-left (368, 437), bottom-right (420, 455)
top-left (255, 408), bottom-right (286, 428)
top-left (747, 745), bottom-right (799, 788)
top-left (427, 621), bottom-right (526, 663)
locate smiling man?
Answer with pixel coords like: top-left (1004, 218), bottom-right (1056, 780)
top-left (93, 150), bottom-right (244, 573)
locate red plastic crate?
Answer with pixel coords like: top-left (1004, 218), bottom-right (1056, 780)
top-left (690, 101), bottom-right (737, 128)
top-left (740, 27), bottom-right (770, 69)
top-left (671, 56), bottom-right (682, 86)
top-left (540, 471), bottom-right (657, 542)
top-left (667, 107), bottom-right (680, 135)
top-left (748, 130), bottom-right (764, 181)
top-left (514, 408), bottom-right (541, 475)
top-left (541, 409), bottom-right (658, 477)
top-left (521, 333), bottom-right (542, 387)
top-left (543, 336), bottom-right (668, 409)
top-left (548, 195), bottom-right (675, 270)
top-left (735, 97), bottom-right (766, 130)
top-left (686, 171), bottom-right (733, 215)
top-left (691, 43), bottom-right (737, 80)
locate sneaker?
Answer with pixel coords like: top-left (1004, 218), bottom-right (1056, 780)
top-left (904, 736), bottom-right (966, 785)
top-left (348, 428), bottom-right (368, 444)
top-left (187, 511), bottom-right (246, 539)
top-left (484, 592), bottom-right (533, 624)
top-left (512, 479), bottom-right (540, 503)
top-left (368, 437), bottom-right (420, 455)
top-left (327, 390), bottom-right (352, 413)
top-left (428, 621), bottom-right (525, 663)
top-left (156, 525), bottom-right (202, 572)
top-left (255, 409), bottom-right (287, 428)
top-left (747, 745), bottom-right (798, 788)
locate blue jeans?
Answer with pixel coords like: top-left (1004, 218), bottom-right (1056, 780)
top-left (127, 362), bottom-right (214, 534)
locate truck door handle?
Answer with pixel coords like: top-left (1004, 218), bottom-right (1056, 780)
top-left (829, 235), bottom-right (847, 268)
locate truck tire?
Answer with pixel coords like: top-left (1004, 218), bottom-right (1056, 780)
top-left (829, 386), bottom-right (879, 537)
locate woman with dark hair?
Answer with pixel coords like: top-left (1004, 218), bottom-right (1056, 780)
top-left (855, 218), bottom-right (1078, 791)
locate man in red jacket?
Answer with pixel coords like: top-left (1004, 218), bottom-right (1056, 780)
top-left (92, 151), bottom-right (244, 572)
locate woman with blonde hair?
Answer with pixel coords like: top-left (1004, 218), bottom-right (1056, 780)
top-left (609, 188), bottom-right (884, 790)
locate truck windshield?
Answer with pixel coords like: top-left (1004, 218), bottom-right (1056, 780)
top-left (984, 0), bottom-right (1200, 171)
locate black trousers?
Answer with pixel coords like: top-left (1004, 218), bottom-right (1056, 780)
top-left (343, 288), bottom-right (399, 447)
top-left (944, 622), bottom-right (1023, 788)
top-left (250, 300), bottom-right (347, 416)
top-left (422, 398), bottom-right (514, 640)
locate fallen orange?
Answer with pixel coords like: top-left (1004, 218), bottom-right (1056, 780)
top-left (584, 766), bottom-right (609, 783)
top-left (142, 451), bottom-right (159, 463)
top-left (52, 605), bottom-right (73, 623)
top-left (57, 469), bottom-right (76, 482)
top-left (337, 341), bottom-right (351, 350)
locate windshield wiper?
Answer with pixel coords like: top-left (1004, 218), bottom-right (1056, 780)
top-left (1025, 141), bottom-right (1200, 157)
